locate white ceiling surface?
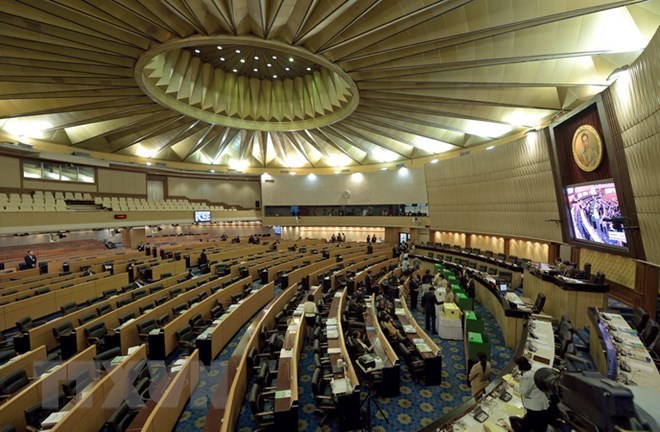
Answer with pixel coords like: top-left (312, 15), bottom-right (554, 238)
top-left (0, 0), bottom-right (657, 172)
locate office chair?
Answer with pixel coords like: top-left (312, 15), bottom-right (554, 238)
top-left (15, 316), bottom-right (37, 333)
top-left (52, 322), bottom-right (74, 345)
top-left (641, 320), bottom-right (659, 348)
top-left (175, 325), bottom-right (196, 353)
top-left (78, 312), bottom-right (98, 326)
top-left (632, 307), bottom-right (649, 333)
top-left (139, 303), bottom-right (155, 314)
top-left (311, 368), bottom-right (336, 425)
top-left (101, 401), bottom-right (137, 432)
top-left (256, 362), bottom-right (278, 389)
top-left (60, 302), bottom-right (78, 315)
top-left (156, 313), bottom-right (170, 326)
top-left (189, 313), bottom-right (210, 334)
top-left (398, 343), bottom-right (425, 382)
top-left (84, 321), bottom-right (109, 350)
top-left (0, 370), bottom-right (30, 400)
top-left (96, 304), bottom-right (113, 316)
top-left (247, 382), bottom-right (275, 430)
top-left (0, 349), bottom-right (15, 366)
top-left (154, 296), bottom-right (168, 306)
top-left (24, 391), bottom-right (67, 431)
top-left (94, 347), bottom-right (122, 373)
top-left (137, 319), bottom-right (158, 342)
top-left (118, 312), bottom-right (135, 325)
top-left (532, 293), bottom-right (546, 314)
top-left (102, 289), bottom-right (118, 299)
top-left (210, 305), bottom-right (224, 320)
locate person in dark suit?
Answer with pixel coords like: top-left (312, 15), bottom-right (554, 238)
top-left (364, 270), bottom-right (373, 294)
top-left (198, 249), bottom-right (208, 266)
top-left (408, 275), bottom-right (419, 311)
top-left (422, 286), bottom-right (441, 334)
top-left (24, 250), bottom-right (37, 268)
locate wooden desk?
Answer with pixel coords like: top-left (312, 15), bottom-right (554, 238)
top-left (0, 345), bottom-right (46, 379)
top-left (50, 345), bottom-right (147, 432)
top-left (326, 288), bottom-right (362, 430)
top-left (524, 269), bottom-right (608, 328)
top-left (272, 304), bottom-right (306, 429)
top-left (588, 308), bottom-right (660, 390)
top-left (130, 350), bottom-right (201, 432)
top-left (0, 345), bottom-right (97, 432)
top-left (364, 294), bottom-right (400, 396)
top-left (196, 282), bottom-right (275, 365)
top-left (393, 298), bottom-right (442, 385)
top-left (148, 276), bottom-right (251, 360)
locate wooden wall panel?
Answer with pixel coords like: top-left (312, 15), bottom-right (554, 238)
top-left (580, 248), bottom-right (636, 289)
top-left (426, 132), bottom-right (562, 243)
top-left (607, 30), bottom-right (660, 266)
top-left (0, 155), bottom-right (20, 188)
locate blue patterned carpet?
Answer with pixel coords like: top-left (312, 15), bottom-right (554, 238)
top-left (230, 300), bottom-right (511, 432)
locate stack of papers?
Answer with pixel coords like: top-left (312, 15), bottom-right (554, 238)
top-left (171, 358), bottom-right (186, 372)
top-left (403, 325), bottom-right (416, 334)
top-left (395, 308), bottom-right (406, 316)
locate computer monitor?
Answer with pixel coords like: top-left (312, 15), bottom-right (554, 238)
top-left (499, 284), bottom-right (508, 293)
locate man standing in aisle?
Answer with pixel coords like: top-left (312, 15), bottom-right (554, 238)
top-left (422, 286), bottom-right (441, 334)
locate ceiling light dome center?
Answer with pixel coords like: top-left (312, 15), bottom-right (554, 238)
top-left (135, 36), bottom-right (359, 132)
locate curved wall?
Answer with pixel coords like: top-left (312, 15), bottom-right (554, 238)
top-left (425, 132), bottom-right (562, 243)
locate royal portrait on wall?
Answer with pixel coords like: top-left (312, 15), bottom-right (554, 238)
top-left (572, 125), bottom-right (603, 172)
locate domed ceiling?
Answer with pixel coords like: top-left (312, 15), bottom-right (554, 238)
top-left (0, 0), bottom-right (657, 173)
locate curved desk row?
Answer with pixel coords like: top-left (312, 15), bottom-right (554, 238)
top-left (588, 307), bottom-right (660, 391)
top-left (415, 254), bottom-right (530, 349)
top-left (415, 245), bottom-right (523, 288)
top-left (421, 316), bottom-right (556, 432)
top-left (524, 269), bottom-right (608, 328)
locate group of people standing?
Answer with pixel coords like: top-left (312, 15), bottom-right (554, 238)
top-left (330, 232), bottom-right (346, 243)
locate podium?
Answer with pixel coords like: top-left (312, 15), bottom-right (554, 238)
top-left (465, 331), bottom-right (490, 374)
top-left (456, 293), bottom-right (472, 311)
top-left (464, 311), bottom-right (483, 334)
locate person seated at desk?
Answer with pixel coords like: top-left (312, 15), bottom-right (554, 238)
top-left (468, 352), bottom-right (491, 397)
top-left (198, 249), bottom-right (208, 266)
top-left (24, 250), bottom-right (37, 268)
top-left (350, 329), bottom-right (372, 355)
top-left (381, 316), bottom-right (398, 340)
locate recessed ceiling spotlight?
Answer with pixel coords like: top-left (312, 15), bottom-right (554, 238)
top-left (486, 146), bottom-right (495, 150)
top-left (272, 55), bottom-right (277, 59)
top-left (194, 49), bottom-right (200, 54)
top-left (272, 75), bottom-right (277, 79)
top-left (253, 68), bottom-right (258, 72)
top-left (285, 67), bottom-right (290, 71)
top-left (235, 49), bottom-right (241, 53)
top-left (267, 63), bottom-right (272, 67)
top-left (306, 67), bottom-right (311, 71)
top-left (209, 169), bottom-right (215, 173)
top-left (289, 57), bottom-right (294, 62)
top-left (232, 69), bottom-right (238, 73)
top-left (430, 159), bottom-right (439, 164)
top-left (240, 59), bottom-right (245, 63)
top-left (254, 56), bottom-right (259, 60)
top-left (216, 46), bottom-right (222, 50)
top-left (219, 57), bottom-right (225, 61)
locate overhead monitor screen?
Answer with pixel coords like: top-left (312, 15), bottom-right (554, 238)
top-left (565, 181), bottom-right (627, 248)
top-left (194, 210), bottom-right (211, 223)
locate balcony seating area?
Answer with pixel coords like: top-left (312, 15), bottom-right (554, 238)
top-left (0, 191), bottom-right (242, 212)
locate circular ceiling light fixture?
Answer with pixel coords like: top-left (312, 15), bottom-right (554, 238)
top-left (136, 36), bottom-right (358, 132)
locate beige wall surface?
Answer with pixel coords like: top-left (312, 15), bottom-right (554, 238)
top-left (168, 177), bottom-right (260, 208)
top-left (97, 169), bottom-right (146, 195)
top-left (23, 179), bottom-right (97, 192)
top-left (0, 155), bottom-right (20, 188)
top-left (261, 167), bottom-right (428, 206)
top-left (608, 30), bottom-right (660, 266)
top-left (426, 132), bottom-right (562, 243)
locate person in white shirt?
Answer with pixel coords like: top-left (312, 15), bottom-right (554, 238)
top-left (434, 273), bottom-right (449, 289)
top-left (510, 356), bottom-right (550, 432)
top-left (303, 295), bottom-right (318, 340)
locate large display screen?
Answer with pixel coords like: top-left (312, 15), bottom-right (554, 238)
top-left (565, 181), bottom-right (627, 248)
top-left (194, 210), bottom-right (211, 223)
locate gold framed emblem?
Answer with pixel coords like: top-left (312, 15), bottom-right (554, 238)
top-left (572, 125), bottom-right (603, 172)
